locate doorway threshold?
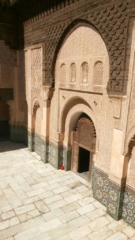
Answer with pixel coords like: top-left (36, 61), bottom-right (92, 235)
top-left (70, 171), bottom-right (90, 187)
top-left (79, 171), bottom-right (89, 181)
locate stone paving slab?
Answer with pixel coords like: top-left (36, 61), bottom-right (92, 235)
top-left (0, 141), bottom-right (135, 240)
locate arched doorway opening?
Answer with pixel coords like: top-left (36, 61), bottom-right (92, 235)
top-left (32, 100), bottom-right (41, 152)
top-left (124, 135), bottom-right (135, 187)
top-left (0, 102), bottom-right (10, 141)
top-left (122, 135), bottom-right (135, 227)
top-left (71, 113), bottom-right (96, 181)
top-left (53, 22), bottom-right (108, 176)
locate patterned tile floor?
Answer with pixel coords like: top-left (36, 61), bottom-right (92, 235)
top-left (0, 141), bottom-right (135, 240)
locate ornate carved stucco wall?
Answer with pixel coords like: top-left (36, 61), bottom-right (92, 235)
top-left (50, 25), bottom-right (112, 173)
top-left (24, 43), bottom-right (48, 159)
top-left (48, 21), bottom-right (135, 223)
top-left (16, 0), bottom-right (135, 228)
top-left (24, 0), bottom-right (129, 95)
top-left (119, 20), bottom-right (135, 228)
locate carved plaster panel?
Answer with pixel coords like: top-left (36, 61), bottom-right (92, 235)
top-left (78, 118), bottom-right (96, 151)
top-left (59, 89), bottom-right (102, 118)
top-left (72, 116), bottom-right (96, 173)
top-left (31, 47), bottom-right (42, 101)
top-left (93, 61), bottom-right (103, 86)
top-left (56, 26), bottom-right (109, 92)
top-left (109, 97), bottom-right (122, 119)
top-left (42, 0), bottom-right (128, 92)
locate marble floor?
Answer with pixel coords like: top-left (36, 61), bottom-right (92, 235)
top-left (0, 141), bottom-right (135, 240)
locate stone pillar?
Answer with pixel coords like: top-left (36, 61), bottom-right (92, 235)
top-left (28, 112), bottom-right (33, 151)
top-left (48, 132), bottom-right (64, 169)
top-left (26, 49), bottom-right (32, 149)
top-left (41, 87), bottom-right (53, 162)
top-left (108, 129), bottom-right (125, 220)
top-left (63, 145), bottom-right (72, 171)
top-left (11, 66), bottom-right (22, 142)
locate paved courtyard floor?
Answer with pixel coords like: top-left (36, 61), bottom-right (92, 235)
top-left (0, 141), bottom-right (135, 240)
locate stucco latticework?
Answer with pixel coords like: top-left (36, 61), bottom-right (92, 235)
top-left (56, 26), bottom-right (109, 92)
top-left (70, 115), bottom-right (96, 178)
top-left (43, 1), bottom-right (128, 93)
top-left (75, 117), bottom-right (96, 152)
top-left (32, 48), bottom-right (42, 100)
top-left (93, 61), bottom-right (103, 86)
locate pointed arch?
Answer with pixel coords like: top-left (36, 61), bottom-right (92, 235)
top-left (53, 19), bottom-right (109, 87)
top-left (60, 96), bottom-right (94, 134)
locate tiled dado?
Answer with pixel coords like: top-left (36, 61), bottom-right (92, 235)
top-left (92, 167), bottom-right (109, 207)
top-left (63, 146), bottom-right (72, 171)
top-left (40, 141), bottom-right (71, 170)
top-left (10, 125), bottom-right (28, 145)
top-left (107, 181), bottom-right (125, 221)
top-left (46, 143), bottom-right (59, 169)
top-left (28, 134), bottom-right (66, 169)
top-left (28, 132), bottom-right (47, 162)
top-left (92, 166), bottom-right (125, 221)
top-left (46, 142), bottom-right (67, 170)
top-left (122, 185), bottom-right (135, 229)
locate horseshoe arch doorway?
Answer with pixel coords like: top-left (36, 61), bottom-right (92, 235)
top-left (71, 113), bottom-right (96, 181)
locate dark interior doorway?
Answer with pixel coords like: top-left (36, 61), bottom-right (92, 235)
top-left (78, 147), bottom-right (90, 173)
top-left (0, 103), bottom-right (10, 141)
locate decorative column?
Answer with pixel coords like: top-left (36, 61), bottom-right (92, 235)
top-left (11, 66), bottom-right (22, 142)
top-left (41, 86), bottom-right (53, 162)
top-left (107, 129), bottom-right (125, 220)
top-left (47, 131), bottom-right (64, 169)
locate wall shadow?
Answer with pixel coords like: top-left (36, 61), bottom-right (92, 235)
top-left (0, 141), bottom-right (27, 153)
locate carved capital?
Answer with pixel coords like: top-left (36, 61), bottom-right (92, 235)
top-left (109, 96), bottom-right (122, 119)
top-left (43, 87), bottom-right (54, 101)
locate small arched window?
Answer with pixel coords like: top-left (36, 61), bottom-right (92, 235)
top-left (93, 61), bottom-right (103, 85)
top-left (70, 63), bottom-right (76, 82)
top-left (82, 62), bottom-right (88, 83)
top-left (60, 63), bottom-right (66, 83)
